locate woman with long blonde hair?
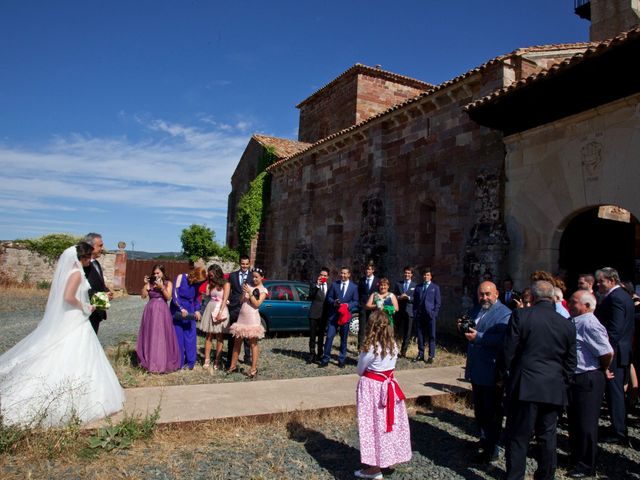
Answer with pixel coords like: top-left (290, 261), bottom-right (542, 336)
top-left (355, 310), bottom-right (412, 479)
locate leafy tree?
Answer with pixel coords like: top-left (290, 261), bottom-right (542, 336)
top-left (180, 224), bottom-right (238, 263)
top-left (180, 224), bottom-right (218, 261)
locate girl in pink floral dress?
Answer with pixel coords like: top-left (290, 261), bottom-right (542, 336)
top-left (355, 310), bottom-right (412, 479)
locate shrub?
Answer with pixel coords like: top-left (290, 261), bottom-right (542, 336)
top-left (18, 233), bottom-right (82, 264)
top-left (87, 405), bottom-right (160, 452)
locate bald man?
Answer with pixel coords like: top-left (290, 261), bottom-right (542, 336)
top-left (460, 281), bottom-right (512, 464)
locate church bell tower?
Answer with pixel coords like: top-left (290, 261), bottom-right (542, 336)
top-left (575, 0), bottom-right (640, 41)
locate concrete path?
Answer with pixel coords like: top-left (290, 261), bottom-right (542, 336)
top-left (88, 365), bottom-right (470, 428)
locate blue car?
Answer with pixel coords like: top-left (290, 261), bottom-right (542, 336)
top-left (259, 280), bottom-right (359, 334)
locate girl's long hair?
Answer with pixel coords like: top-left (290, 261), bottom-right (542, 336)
top-left (207, 264), bottom-right (227, 289)
top-left (188, 266), bottom-right (207, 284)
top-left (361, 310), bottom-right (396, 355)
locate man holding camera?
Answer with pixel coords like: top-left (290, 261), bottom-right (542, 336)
top-left (459, 280), bottom-right (512, 464)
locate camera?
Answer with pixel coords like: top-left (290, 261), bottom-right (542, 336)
top-left (507, 291), bottom-right (522, 309)
top-left (458, 314), bottom-right (475, 334)
top-left (149, 274), bottom-right (157, 284)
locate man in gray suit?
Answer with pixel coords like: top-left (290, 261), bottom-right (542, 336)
top-left (460, 281), bottom-right (512, 464)
top-left (307, 267), bottom-right (330, 364)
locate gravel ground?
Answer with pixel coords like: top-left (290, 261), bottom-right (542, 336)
top-left (2, 402), bottom-right (639, 479)
top-left (2, 290), bottom-right (638, 479)
top-left (0, 291), bottom-right (466, 387)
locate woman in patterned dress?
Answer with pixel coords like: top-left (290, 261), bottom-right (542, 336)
top-left (355, 310), bottom-right (412, 479)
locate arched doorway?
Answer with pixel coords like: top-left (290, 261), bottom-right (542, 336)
top-left (558, 206), bottom-right (640, 289)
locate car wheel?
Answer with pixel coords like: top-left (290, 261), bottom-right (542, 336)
top-left (349, 313), bottom-right (359, 335)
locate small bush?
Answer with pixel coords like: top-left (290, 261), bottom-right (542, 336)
top-left (87, 405), bottom-right (160, 452)
top-left (36, 280), bottom-right (51, 290)
top-left (18, 233), bottom-right (82, 264)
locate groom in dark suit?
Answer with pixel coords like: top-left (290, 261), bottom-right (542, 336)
top-left (83, 233), bottom-right (112, 334)
top-left (319, 266), bottom-right (359, 368)
top-left (225, 255), bottom-right (252, 368)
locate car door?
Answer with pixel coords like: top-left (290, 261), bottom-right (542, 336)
top-left (262, 282), bottom-right (297, 331)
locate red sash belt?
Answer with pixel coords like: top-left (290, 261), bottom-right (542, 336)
top-left (363, 369), bottom-right (406, 432)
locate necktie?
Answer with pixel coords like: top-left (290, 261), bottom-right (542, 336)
top-left (404, 281), bottom-right (409, 293)
top-left (367, 278), bottom-right (372, 290)
top-left (341, 282), bottom-right (346, 297)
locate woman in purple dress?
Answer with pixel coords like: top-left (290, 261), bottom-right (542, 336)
top-left (136, 264), bottom-right (181, 373)
top-left (170, 266), bottom-right (206, 369)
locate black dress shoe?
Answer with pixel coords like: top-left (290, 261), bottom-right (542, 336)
top-left (318, 361), bottom-right (329, 368)
top-left (426, 357), bottom-right (434, 364)
top-left (412, 355), bottom-right (424, 363)
top-left (307, 354), bottom-right (316, 364)
top-left (338, 361), bottom-right (345, 369)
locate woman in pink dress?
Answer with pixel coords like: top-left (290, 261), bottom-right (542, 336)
top-left (355, 310), bottom-right (412, 479)
top-left (136, 264), bottom-right (181, 373)
top-left (227, 267), bottom-right (267, 379)
top-left (198, 264), bottom-right (230, 370)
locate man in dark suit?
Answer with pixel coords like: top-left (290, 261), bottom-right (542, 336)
top-left (83, 233), bottom-right (112, 334)
top-left (503, 280), bottom-right (577, 480)
top-left (319, 266), bottom-right (359, 368)
top-left (413, 267), bottom-right (441, 363)
top-left (461, 281), bottom-right (511, 464)
top-left (499, 276), bottom-right (520, 310)
top-left (393, 266), bottom-right (417, 357)
top-left (357, 261), bottom-right (380, 349)
top-left (307, 267), bottom-right (330, 364)
top-left (225, 255), bottom-right (252, 369)
top-left (594, 267), bottom-right (635, 444)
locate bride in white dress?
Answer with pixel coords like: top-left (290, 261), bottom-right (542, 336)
top-left (0, 242), bottom-right (124, 426)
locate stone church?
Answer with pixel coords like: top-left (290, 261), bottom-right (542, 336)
top-left (227, 0), bottom-right (640, 320)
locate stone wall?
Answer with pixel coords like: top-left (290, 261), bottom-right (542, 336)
top-left (503, 92), bottom-right (640, 287)
top-left (266, 68), bottom-right (507, 320)
top-left (0, 242), bottom-right (119, 291)
top-left (297, 66), bottom-right (429, 144)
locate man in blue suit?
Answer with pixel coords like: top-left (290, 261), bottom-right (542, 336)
top-left (319, 266), bottom-right (359, 368)
top-left (413, 268), bottom-right (441, 363)
top-left (460, 281), bottom-right (512, 464)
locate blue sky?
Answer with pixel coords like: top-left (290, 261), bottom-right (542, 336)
top-left (0, 1), bottom-right (589, 252)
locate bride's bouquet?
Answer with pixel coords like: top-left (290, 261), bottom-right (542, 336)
top-left (91, 292), bottom-right (111, 310)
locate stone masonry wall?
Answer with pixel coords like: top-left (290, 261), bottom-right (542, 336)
top-left (0, 243), bottom-right (119, 291)
top-left (355, 74), bottom-right (427, 124)
top-left (298, 74), bottom-right (358, 143)
top-left (265, 66), bottom-right (509, 321)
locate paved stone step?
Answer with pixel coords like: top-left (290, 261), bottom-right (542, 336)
top-left (87, 365), bottom-right (469, 428)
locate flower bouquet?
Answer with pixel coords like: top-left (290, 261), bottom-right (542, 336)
top-left (91, 292), bottom-right (111, 310)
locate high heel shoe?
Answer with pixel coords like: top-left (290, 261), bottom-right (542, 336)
top-left (246, 369), bottom-right (258, 380)
top-left (226, 366), bottom-right (238, 375)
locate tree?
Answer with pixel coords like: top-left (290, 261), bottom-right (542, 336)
top-left (180, 224), bottom-right (239, 263)
top-left (180, 224), bottom-right (219, 261)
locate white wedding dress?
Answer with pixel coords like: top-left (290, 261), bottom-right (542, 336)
top-left (0, 246), bottom-right (124, 426)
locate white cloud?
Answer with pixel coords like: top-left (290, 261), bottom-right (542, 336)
top-left (0, 116), bottom-right (250, 246)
